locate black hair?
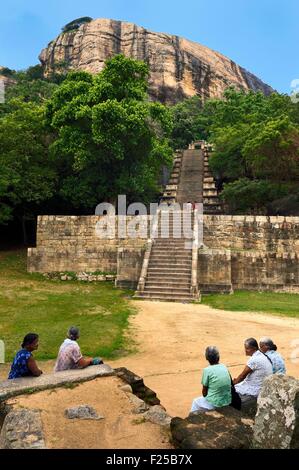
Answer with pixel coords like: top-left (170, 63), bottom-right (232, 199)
top-left (22, 333), bottom-right (39, 348)
top-left (245, 338), bottom-right (259, 350)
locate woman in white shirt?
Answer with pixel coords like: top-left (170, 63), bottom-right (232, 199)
top-left (233, 338), bottom-right (273, 403)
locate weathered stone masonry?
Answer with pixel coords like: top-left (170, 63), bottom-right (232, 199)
top-left (28, 214), bottom-right (299, 294)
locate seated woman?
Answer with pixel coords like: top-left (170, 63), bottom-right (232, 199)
top-left (8, 333), bottom-right (43, 379)
top-left (233, 338), bottom-right (273, 403)
top-left (259, 337), bottom-right (286, 374)
top-left (190, 346), bottom-right (231, 413)
top-left (55, 326), bottom-right (103, 372)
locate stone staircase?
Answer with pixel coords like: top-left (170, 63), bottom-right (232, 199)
top-left (135, 211), bottom-right (198, 302)
top-left (160, 151), bottom-right (183, 204)
top-left (135, 141), bottom-right (222, 302)
top-left (203, 144), bottom-right (223, 214)
top-left (176, 149), bottom-right (204, 205)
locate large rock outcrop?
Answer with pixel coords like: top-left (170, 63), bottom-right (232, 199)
top-left (253, 375), bottom-right (299, 449)
top-left (171, 407), bottom-right (254, 449)
top-left (39, 18), bottom-right (273, 104)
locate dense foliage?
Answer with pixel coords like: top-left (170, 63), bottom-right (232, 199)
top-left (0, 56), bottom-right (173, 243)
top-left (46, 55), bottom-right (173, 208)
top-left (170, 89), bottom-right (299, 213)
top-left (1, 55), bottom-right (299, 245)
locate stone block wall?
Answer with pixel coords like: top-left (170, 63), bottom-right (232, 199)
top-left (231, 251), bottom-right (299, 292)
top-left (28, 215), bottom-right (148, 273)
top-left (28, 214), bottom-right (299, 294)
top-left (116, 248), bottom-right (146, 289)
top-left (198, 249), bottom-right (232, 293)
top-left (204, 215), bottom-right (299, 253)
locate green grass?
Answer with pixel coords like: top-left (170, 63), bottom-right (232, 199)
top-left (0, 249), bottom-right (136, 361)
top-left (201, 290), bottom-right (299, 317)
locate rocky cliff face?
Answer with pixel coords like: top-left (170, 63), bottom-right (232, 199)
top-left (39, 18), bottom-right (273, 104)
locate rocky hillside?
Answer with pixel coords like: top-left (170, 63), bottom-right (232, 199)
top-left (39, 18), bottom-right (273, 104)
top-left (0, 67), bottom-right (17, 89)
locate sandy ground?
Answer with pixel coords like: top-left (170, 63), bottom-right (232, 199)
top-left (2, 301), bottom-right (299, 421)
top-left (7, 376), bottom-right (172, 449)
top-left (110, 301), bottom-right (299, 418)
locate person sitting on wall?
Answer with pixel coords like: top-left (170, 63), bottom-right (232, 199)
top-left (54, 326), bottom-right (103, 372)
top-left (233, 338), bottom-right (273, 404)
top-left (190, 346), bottom-right (232, 413)
top-left (259, 337), bottom-right (286, 374)
top-left (8, 333), bottom-right (43, 379)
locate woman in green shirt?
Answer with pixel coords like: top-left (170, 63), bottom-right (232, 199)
top-left (190, 346), bottom-right (232, 413)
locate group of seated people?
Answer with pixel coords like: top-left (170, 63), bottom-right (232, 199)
top-left (191, 337), bottom-right (286, 413)
top-left (7, 331), bottom-right (286, 417)
top-left (8, 326), bottom-right (103, 380)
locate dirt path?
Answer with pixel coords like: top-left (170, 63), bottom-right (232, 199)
top-left (109, 301), bottom-right (299, 418)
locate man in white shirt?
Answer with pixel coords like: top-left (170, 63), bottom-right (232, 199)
top-left (233, 337), bottom-right (273, 403)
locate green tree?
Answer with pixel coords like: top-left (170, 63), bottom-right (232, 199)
top-left (170, 95), bottom-right (214, 149)
top-left (0, 100), bottom-right (56, 243)
top-left (47, 55), bottom-right (173, 209)
top-left (204, 89), bottom-right (299, 213)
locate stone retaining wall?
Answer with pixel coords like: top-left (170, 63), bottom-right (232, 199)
top-left (198, 249), bottom-right (232, 294)
top-left (204, 215), bottom-right (299, 253)
top-left (231, 251), bottom-right (299, 292)
top-left (28, 214), bottom-right (299, 294)
top-left (28, 215), bottom-right (148, 273)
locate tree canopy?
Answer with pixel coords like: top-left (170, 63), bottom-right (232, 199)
top-left (46, 55), bottom-right (173, 208)
top-left (170, 88), bottom-right (299, 213)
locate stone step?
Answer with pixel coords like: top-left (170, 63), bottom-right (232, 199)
top-left (151, 250), bottom-right (192, 256)
top-left (143, 286), bottom-right (191, 295)
top-left (134, 293), bottom-right (193, 302)
top-left (153, 239), bottom-right (193, 245)
top-left (150, 253), bottom-right (192, 260)
top-left (147, 267), bottom-right (191, 274)
top-left (150, 258), bottom-right (192, 265)
top-left (146, 280), bottom-right (191, 288)
top-left (203, 197), bottom-right (220, 203)
top-left (146, 275), bottom-right (191, 283)
top-left (148, 262), bottom-right (192, 270)
top-left (203, 178), bottom-right (215, 183)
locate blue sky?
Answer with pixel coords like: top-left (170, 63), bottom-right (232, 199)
top-left (0, 0), bottom-right (298, 93)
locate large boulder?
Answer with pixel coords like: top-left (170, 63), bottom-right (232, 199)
top-left (253, 375), bottom-right (299, 449)
top-left (171, 407), bottom-right (254, 449)
top-left (39, 18), bottom-right (273, 105)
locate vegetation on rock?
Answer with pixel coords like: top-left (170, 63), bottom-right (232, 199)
top-left (62, 17), bottom-right (93, 33)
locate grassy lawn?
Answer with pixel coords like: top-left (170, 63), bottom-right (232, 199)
top-left (201, 290), bottom-right (299, 317)
top-left (0, 249), bottom-right (136, 362)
